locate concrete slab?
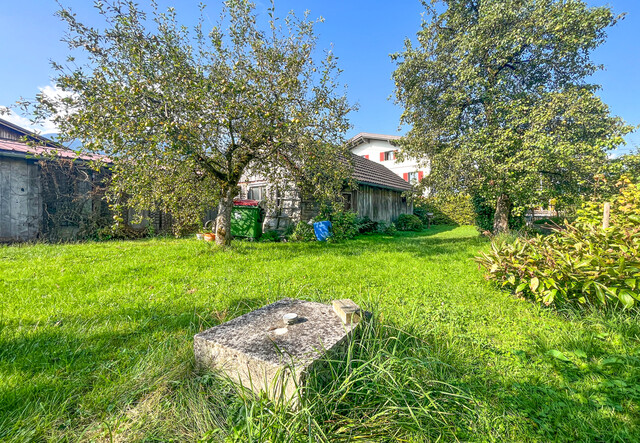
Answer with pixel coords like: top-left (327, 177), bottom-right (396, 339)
top-left (194, 298), bottom-right (359, 403)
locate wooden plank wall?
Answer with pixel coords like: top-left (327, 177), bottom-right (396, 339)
top-left (0, 127), bottom-right (22, 141)
top-left (0, 157), bottom-right (41, 241)
top-left (355, 185), bottom-right (411, 222)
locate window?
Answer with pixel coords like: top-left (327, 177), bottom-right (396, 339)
top-left (341, 192), bottom-right (352, 211)
top-left (403, 171), bottom-right (423, 184)
top-left (380, 150), bottom-right (396, 161)
top-left (248, 185), bottom-right (266, 201)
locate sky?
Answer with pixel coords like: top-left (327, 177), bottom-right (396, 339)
top-left (0, 0), bottom-right (638, 154)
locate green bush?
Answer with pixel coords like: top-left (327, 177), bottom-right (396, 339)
top-left (260, 230), bottom-right (281, 242)
top-left (395, 214), bottom-right (423, 231)
top-left (476, 222), bottom-right (640, 309)
top-left (316, 207), bottom-right (358, 241)
top-left (288, 221), bottom-right (315, 242)
top-left (478, 178), bottom-right (640, 309)
top-left (414, 194), bottom-right (475, 226)
top-left (376, 221), bottom-right (397, 236)
top-left (472, 195), bottom-right (494, 232)
top-left (577, 176), bottom-right (640, 228)
top-left (330, 210), bottom-right (358, 240)
top-left (355, 216), bottom-right (377, 234)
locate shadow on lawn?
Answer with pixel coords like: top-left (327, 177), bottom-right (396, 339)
top-left (233, 224), bottom-right (485, 260)
top-left (0, 297), bottom-right (267, 437)
top-left (422, 312), bottom-right (640, 441)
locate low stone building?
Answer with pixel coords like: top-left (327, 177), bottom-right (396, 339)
top-left (0, 118), bottom-right (178, 242)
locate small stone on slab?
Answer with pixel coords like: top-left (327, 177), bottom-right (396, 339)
top-left (194, 298), bottom-right (359, 403)
top-left (332, 299), bottom-right (362, 325)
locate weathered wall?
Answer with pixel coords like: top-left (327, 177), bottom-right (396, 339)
top-left (238, 180), bottom-right (308, 231)
top-left (0, 155), bottom-right (180, 242)
top-left (354, 185), bottom-right (411, 222)
top-left (238, 180), bottom-right (411, 230)
top-left (0, 157), bottom-right (41, 241)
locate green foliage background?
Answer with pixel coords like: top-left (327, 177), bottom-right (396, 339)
top-left (414, 194), bottom-right (475, 226)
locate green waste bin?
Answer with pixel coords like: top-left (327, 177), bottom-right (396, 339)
top-left (230, 203), bottom-right (263, 239)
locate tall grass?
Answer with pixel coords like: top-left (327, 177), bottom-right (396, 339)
top-left (222, 317), bottom-right (474, 441)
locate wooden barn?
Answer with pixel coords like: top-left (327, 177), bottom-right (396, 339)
top-left (238, 153), bottom-right (413, 231)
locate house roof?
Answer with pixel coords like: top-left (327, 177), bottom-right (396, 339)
top-left (0, 118), bottom-right (107, 162)
top-left (348, 132), bottom-right (402, 148)
top-left (0, 138), bottom-right (102, 161)
top-left (351, 153), bottom-right (412, 192)
top-left (0, 117), bottom-right (59, 147)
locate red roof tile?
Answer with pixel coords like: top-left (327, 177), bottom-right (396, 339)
top-left (0, 138), bottom-right (108, 162)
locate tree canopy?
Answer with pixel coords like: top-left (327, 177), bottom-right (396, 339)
top-left (36, 0), bottom-right (353, 244)
top-left (393, 0), bottom-right (633, 232)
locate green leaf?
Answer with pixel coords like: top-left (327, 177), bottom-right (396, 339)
top-left (601, 357), bottom-right (623, 366)
top-left (618, 290), bottom-right (635, 309)
top-left (594, 284), bottom-right (606, 305)
top-left (628, 214), bottom-right (640, 225)
top-left (530, 277), bottom-right (540, 292)
top-left (625, 278), bottom-right (636, 290)
top-left (547, 349), bottom-right (571, 362)
top-left (573, 350), bottom-right (588, 359)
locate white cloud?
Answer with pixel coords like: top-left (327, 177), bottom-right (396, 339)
top-left (0, 84), bottom-right (76, 136)
top-left (0, 108), bottom-right (38, 131)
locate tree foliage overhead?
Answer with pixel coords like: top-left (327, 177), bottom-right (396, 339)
top-left (37, 0), bottom-right (353, 243)
top-left (393, 0), bottom-right (633, 232)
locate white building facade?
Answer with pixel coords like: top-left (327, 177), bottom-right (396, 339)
top-left (348, 133), bottom-right (429, 190)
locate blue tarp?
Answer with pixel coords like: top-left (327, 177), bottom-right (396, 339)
top-left (313, 221), bottom-right (333, 242)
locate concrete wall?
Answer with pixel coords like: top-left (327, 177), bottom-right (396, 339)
top-left (0, 157), bottom-right (41, 241)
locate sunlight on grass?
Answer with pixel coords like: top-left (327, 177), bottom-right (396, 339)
top-left (1, 226), bottom-right (639, 441)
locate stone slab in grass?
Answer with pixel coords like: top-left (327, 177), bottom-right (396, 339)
top-left (194, 298), bottom-right (360, 403)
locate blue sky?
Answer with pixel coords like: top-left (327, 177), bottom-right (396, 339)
top-left (1, 1), bottom-right (638, 153)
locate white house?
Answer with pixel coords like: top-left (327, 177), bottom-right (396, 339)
top-left (348, 132), bottom-right (429, 190)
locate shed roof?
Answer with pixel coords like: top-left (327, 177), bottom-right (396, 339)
top-left (351, 153), bottom-right (412, 192)
top-left (0, 119), bottom-right (107, 162)
top-left (0, 117), bottom-right (59, 146)
top-left (0, 138), bottom-right (105, 162)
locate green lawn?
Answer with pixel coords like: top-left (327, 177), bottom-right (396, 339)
top-left (1, 226), bottom-right (639, 441)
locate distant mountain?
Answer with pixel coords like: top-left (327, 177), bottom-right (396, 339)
top-left (41, 134), bottom-right (84, 151)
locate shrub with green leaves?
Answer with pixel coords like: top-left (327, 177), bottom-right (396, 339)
top-left (395, 214), bottom-right (423, 231)
top-left (260, 230), bottom-right (281, 242)
top-left (414, 194), bottom-right (475, 226)
top-left (288, 221), bottom-right (315, 242)
top-left (477, 222), bottom-right (640, 308)
top-left (376, 221), bottom-right (397, 236)
top-left (479, 177), bottom-right (640, 309)
top-left (355, 216), bottom-right (377, 234)
top-left (317, 207), bottom-right (358, 241)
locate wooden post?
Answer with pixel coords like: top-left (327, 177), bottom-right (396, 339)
top-left (603, 202), bottom-right (611, 229)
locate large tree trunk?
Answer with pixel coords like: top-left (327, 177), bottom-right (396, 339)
top-left (215, 188), bottom-right (235, 246)
top-left (493, 193), bottom-right (511, 234)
